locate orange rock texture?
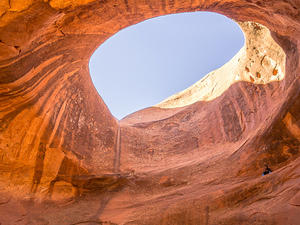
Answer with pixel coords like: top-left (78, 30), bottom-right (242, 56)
top-left (0, 0), bottom-right (300, 224)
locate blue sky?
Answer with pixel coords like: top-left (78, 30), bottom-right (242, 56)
top-left (89, 12), bottom-right (244, 119)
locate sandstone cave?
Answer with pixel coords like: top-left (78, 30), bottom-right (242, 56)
top-left (0, 0), bottom-right (299, 224)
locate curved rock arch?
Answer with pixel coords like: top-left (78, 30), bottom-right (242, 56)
top-left (0, 0), bottom-right (299, 224)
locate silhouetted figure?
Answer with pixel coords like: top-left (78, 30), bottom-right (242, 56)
top-left (262, 164), bottom-right (272, 176)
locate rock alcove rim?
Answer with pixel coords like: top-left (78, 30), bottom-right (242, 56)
top-left (89, 12), bottom-right (245, 120)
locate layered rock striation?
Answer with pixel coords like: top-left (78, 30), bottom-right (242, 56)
top-left (0, 0), bottom-right (300, 224)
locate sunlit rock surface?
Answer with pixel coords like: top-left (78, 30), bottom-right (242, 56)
top-left (0, 0), bottom-right (299, 224)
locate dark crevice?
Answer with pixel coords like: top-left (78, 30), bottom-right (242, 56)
top-left (0, 39), bottom-right (21, 55)
top-left (59, 28), bottom-right (66, 36)
top-left (0, 11), bottom-right (7, 19)
top-left (289, 203), bottom-right (300, 207)
top-left (70, 220), bottom-right (117, 225)
top-left (260, 55), bottom-right (266, 65)
top-left (55, 21), bottom-right (66, 36)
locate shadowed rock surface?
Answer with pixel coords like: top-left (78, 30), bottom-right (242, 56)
top-left (0, 0), bottom-right (300, 224)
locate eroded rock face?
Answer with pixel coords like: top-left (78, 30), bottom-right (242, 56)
top-left (0, 0), bottom-right (299, 224)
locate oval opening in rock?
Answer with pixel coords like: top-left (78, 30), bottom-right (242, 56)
top-left (89, 12), bottom-right (244, 120)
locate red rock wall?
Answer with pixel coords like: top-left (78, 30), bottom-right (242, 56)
top-left (0, 0), bottom-right (299, 224)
